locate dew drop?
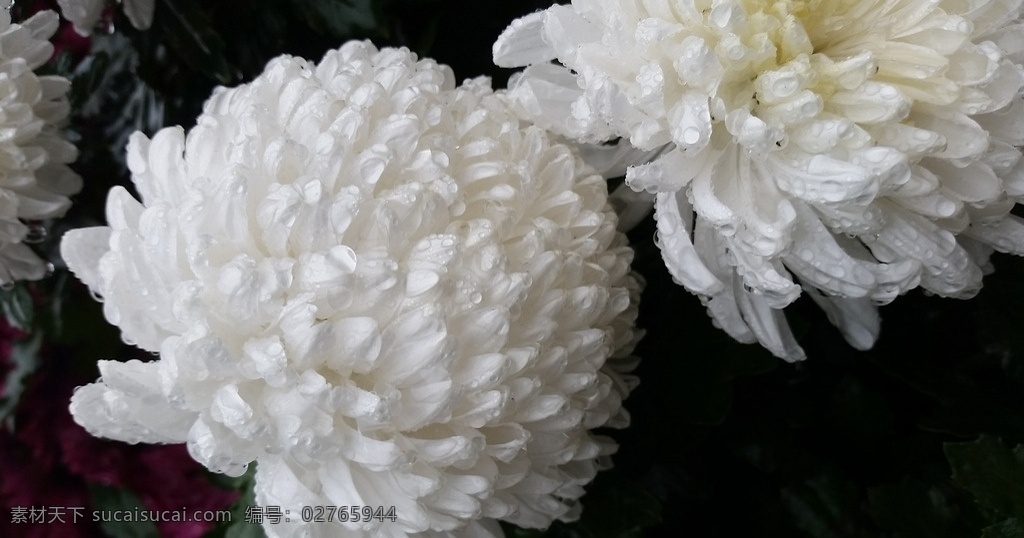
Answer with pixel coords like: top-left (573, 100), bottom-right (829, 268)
top-left (682, 127), bottom-right (702, 145)
top-left (772, 76), bottom-right (798, 98)
top-left (912, 130), bottom-right (935, 142)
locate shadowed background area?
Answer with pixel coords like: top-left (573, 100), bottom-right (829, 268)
top-left (2, 1), bottom-right (1024, 537)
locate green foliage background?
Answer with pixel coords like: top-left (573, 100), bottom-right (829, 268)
top-left (6, 1), bottom-right (1024, 536)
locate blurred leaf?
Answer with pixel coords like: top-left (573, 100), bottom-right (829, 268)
top-left (866, 480), bottom-right (956, 538)
top-left (47, 49), bottom-right (76, 78)
top-left (501, 471), bottom-right (660, 538)
top-left (89, 485), bottom-right (160, 538)
top-left (0, 333), bottom-right (41, 428)
top-left (40, 271), bottom-right (67, 338)
top-left (984, 518), bottom-right (1024, 538)
top-left (858, 257), bottom-right (1024, 442)
top-left (574, 470), bottom-right (662, 537)
top-left (69, 50), bottom-right (112, 112)
top-left (223, 517), bottom-right (266, 538)
top-left (50, 278), bottom-right (123, 365)
top-left (204, 465), bottom-right (263, 538)
top-left (780, 470), bottom-right (867, 538)
top-left (155, 0), bottom-right (234, 84)
top-left (945, 436), bottom-right (1024, 519)
top-left (825, 377), bottom-right (894, 453)
top-left (0, 284), bottom-right (34, 330)
top-left (291, 0), bottom-right (379, 37)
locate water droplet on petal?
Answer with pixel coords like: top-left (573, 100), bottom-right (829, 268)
top-left (682, 127), bottom-right (702, 145)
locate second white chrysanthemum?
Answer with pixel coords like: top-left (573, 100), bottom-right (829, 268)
top-left (0, 10), bottom-right (80, 285)
top-left (63, 41), bottom-right (641, 537)
top-left (496, 0), bottom-right (1024, 360)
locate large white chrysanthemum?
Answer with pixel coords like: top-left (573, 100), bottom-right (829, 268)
top-left (0, 10), bottom-right (80, 284)
top-left (496, 0), bottom-right (1024, 360)
top-left (62, 41), bottom-right (641, 537)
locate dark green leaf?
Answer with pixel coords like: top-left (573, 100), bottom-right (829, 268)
top-left (49, 278), bottom-right (122, 363)
top-left (69, 50), bottom-right (112, 112)
top-left (574, 470), bottom-right (662, 538)
top-left (866, 480), bottom-right (956, 538)
top-left (0, 284), bottom-right (34, 330)
top-left (89, 485), bottom-right (161, 538)
top-left (0, 333), bottom-right (41, 428)
top-left (291, 0), bottom-right (379, 37)
top-left (945, 436), bottom-right (1024, 519)
top-left (40, 271), bottom-right (67, 339)
top-left (155, 0), bottom-right (234, 84)
top-left (984, 518), bottom-right (1024, 538)
top-left (204, 465), bottom-right (264, 538)
top-left (501, 470), bottom-right (661, 538)
top-left (779, 470), bottom-right (866, 538)
top-left (223, 518), bottom-right (266, 538)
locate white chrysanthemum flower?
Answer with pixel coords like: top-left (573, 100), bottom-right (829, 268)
top-left (496, 0), bottom-right (1024, 360)
top-left (57, 0), bottom-right (154, 35)
top-left (62, 41), bottom-right (641, 537)
top-left (0, 10), bottom-right (80, 284)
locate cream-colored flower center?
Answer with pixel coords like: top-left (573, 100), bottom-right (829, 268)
top-left (701, 0), bottom-right (884, 103)
top-left (648, 0), bottom-right (963, 154)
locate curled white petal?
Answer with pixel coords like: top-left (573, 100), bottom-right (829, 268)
top-left (56, 0), bottom-right (103, 35)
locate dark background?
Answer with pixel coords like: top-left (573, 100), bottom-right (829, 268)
top-left (3, 1), bottom-right (1023, 537)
